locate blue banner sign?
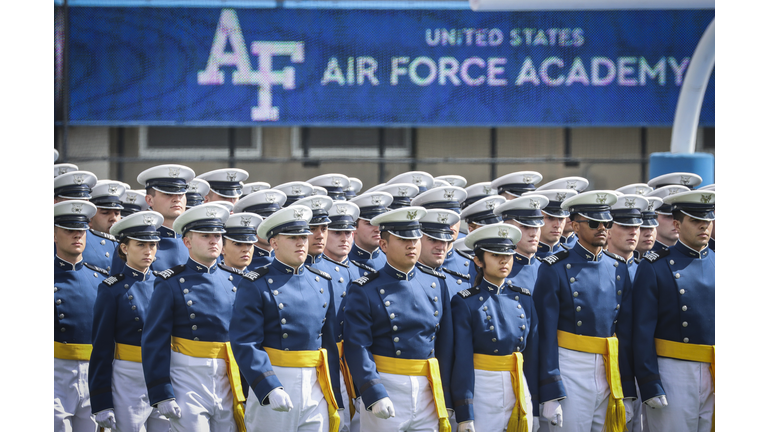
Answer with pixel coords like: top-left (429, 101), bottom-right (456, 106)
top-left (67, 7), bottom-right (715, 126)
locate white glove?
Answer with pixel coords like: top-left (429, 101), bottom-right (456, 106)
top-left (353, 397), bottom-right (364, 416)
top-left (268, 388), bottom-right (294, 412)
top-left (542, 400), bottom-right (563, 428)
top-left (457, 420), bottom-right (476, 432)
top-left (93, 409), bottom-right (116, 429)
top-left (532, 416), bottom-right (540, 432)
top-left (644, 395), bottom-right (668, 409)
top-left (157, 400), bottom-right (182, 419)
top-left (624, 400), bottom-right (634, 423)
top-left (447, 408), bottom-right (454, 419)
top-left (371, 397), bottom-right (396, 419)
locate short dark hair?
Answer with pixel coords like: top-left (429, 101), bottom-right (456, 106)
top-left (145, 187), bottom-right (156, 196)
top-left (672, 210), bottom-right (686, 223)
top-left (380, 230), bottom-right (391, 242)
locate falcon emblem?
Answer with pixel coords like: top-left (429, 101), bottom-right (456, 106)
top-left (206, 208), bottom-right (218, 217)
top-left (566, 181), bottom-right (577, 189)
top-left (71, 203), bottom-right (83, 213)
top-left (669, 187), bottom-right (683, 195)
top-left (412, 175), bottom-right (423, 186)
top-left (486, 200), bottom-right (498, 210)
top-left (406, 210), bottom-right (418, 220)
top-left (624, 198), bottom-right (636, 208)
top-left (293, 208), bottom-right (305, 219)
top-left (498, 227), bottom-right (509, 238)
top-left (596, 194), bottom-right (608, 204)
top-left (483, 185), bottom-right (493, 195)
top-left (680, 176), bottom-right (691, 185)
top-left (189, 183), bottom-right (199, 193)
top-left (168, 167), bottom-right (180, 178)
top-left (371, 195), bottom-right (383, 206)
top-left (265, 193), bottom-right (277, 203)
top-left (227, 172), bottom-right (238, 181)
top-left (700, 194), bottom-right (713, 204)
top-left (635, 187), bottom-right (647, 195)
top-left (529, 199), bottom-right (541, 209)
top-left (332, 177), bottom-right (342, 186)
top-left (311, 199), bottom-right (322, 209)
top-left (437, 213), bottom-right (449, 224)
top-left (443, 189), bottom-right (455, 200)
top-left (336, 205), bottom-right (349, 215)
top-left (108, 184), bottom-right (119, 195)
top-left (398, 187), bottom-right (409, 197)
top-left (143, 215), bottom-right (156, 225)
top-left (523, 175), bottom-right (534, 184)
top-left (126, 194), bottom-right (137, 204)
top-left (73, 174), bottom-right (85, 185)
top-left (555, 192), bottom-right (567, 202)
top-left (292, 186), bottom-right (303, 195)
top-left (240, 216), bottom-right (252, 226)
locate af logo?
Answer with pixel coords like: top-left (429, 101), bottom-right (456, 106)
top-left (700, 194), bottom-right (713, 204)
top-left (332, 177), bottom-right (342, 187)
top-left (412, 175), bottom-right (423, 186)
top-left (265, 193), bottom-right (277, 203)
top-left (680, 176), bottom-right (691, 185)
top-left (189, 183), bottom-right (199, 193)
top-left (486, 200), bottom-right (498, 210)
top-left (197, 9), bottom-right (304, 121)
top-left (371, 195), bottom-right (383, 206)
top-left (73, 174), bottom-right (85, 185)
top-left (443, 189), bottom-right (455, 200)
top-left (483, 185), bottom-right (493, 195)
top-left (336, 205), bottom-right (349, 215)
top-left (498, 227), bottom-right (509, 238)
top-left (311, 199), bottom-right (322, 209)
top-left (292, 186), bottom-right (303, 195)
top-left (398, 187), bottom-right (409, 197)
top-left (71, 203), bottom-right (83, 213)
top-left (635, 187), bottom-right (647, 195)
top-left (624, 198), bottom-right (636, 208)
top-left (566, 181), bottom-right (577, 189)
top-left (226, 171), bottom-right (238, 181)
top-left (168, 167), bottom-right (180, 178)
top-left (596, 193), bottom-right (608, 204)
top-left (293, 208), bottom-right (305, 219)
top-left (556, 192), bottom-right (567, 202)
top-left (669, 187), bottom-right (683, 195)
top-left (406, 210), bottom-right (418, 220)
top-left (240, 216), bottom-right (252, 226)
top-left (529, 199), bottom-right (541, 209)
top-left (108, 184), bottom-right (120, 195)
top-left (126, 195), bottom-right (137, 204)
top-left (206, 208), bottom-right (219, 218)
top-left (437, 213), bottom-right (449, 224)
top-left (144, 215), bottom-right (156, 225)
top-left (523, 175), bottom-right (534, 184)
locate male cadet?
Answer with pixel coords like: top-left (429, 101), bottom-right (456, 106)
top-left (386, 170), bottom-right (434, 195)
top-left (605, 194), bottom-right (648, 281)
top-left (185, 178), bottom-right (211, 208)
top-left (137, 164), bottom-right (196, 271)
top-left (493, 194), bottom-right (548, 291)
top-left (229, 205), bottom-right (344, 432)
top-left (416, 209), bottom-right (469, 295)
top-left (491, 171), bottom-right (543, 200)
top-left (291, 195), bottom-right (335, 266)
top-left (376, 183), bottom-right (420, 209)
top-left (348, 191), bottom-right (394, 276)
top-left (274, 181), bottom-right (315, 206)
top-left (54, 200), bottom-right (108, 432)
top-left (198, 168), bottom-right (249, 204)
top-left (120, 189), bottom-right (149, 217)
top-left (537, 177), bottom-right (589, 249)
top-left (698, 184), bottom-right (715, 251)
top-left (636, 197), bottom-right (662, 257)
top-left (345, 177), bottom-right (363, 200)
top-left (460, 195), bottom-right (506, 233)
top-left (54, 170), bottom-right (98, 204)
top-left (87, 180), bottom-right (125, 273)
top-left (141, 203), bottom-right (245, 432)
top-left (631, 190), bottom-right (715, 432)
top-left (308, 173), bottom-right (351, 201)
top-left (234, 189), bottom-right (288, 269)
top-left (646, 185), bottom-right (690, 253)
top-left (219, 212), bottom-right (263, 287)
top-left (528, 189), bottom-right (578, 258)
top-left (458, 181), bottom-right (497, 239)
top-left (412, 186), bottom-right (471, 282)
top-left (434, 175), bottom-right (467, 188)
top-left (343, 206), bottom-right (454, 432)
top-left (533, 191), bottom-right (636, 432)
top-left (241, 181), bottom-right (271, 197)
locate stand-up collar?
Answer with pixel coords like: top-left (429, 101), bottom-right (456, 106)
top-left (384, 262), bottom-right (416, 281)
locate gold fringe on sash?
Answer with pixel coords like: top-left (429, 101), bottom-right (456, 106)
top-left (337, 341), bottom-right (357, 419)
top-left (473, 352), bottom-right (528, 432)
top-left (372, 355), bottom-right (451, 432)
top-left (557, 331), bottom-right (626, 432)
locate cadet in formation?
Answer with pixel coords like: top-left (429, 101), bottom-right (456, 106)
top-left (493, 194), bottom-right (548, 292)
top-left (218, 212), bottom-right (263, 286)
top-left (233, 188), bottom-right (288, 269)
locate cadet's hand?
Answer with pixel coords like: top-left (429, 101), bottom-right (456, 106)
top-left (371, 397), bottom-right (396, 419)
top-left (157, 400), bottom-right (182, 419)
top-left (644, 395), bottom-right (668, 409)
top-left (268, 388), bottom-right (294, 412)
top-left (531, 416), bottom-right (540, 432)
top-left (93, 409), bottom-right (116, 429)
top-left (625, 400), bottom-right (634, 423)
top-left (542, 400), bottom-right (563, 427)
top-left (457, 420), bottom-right (475, 432)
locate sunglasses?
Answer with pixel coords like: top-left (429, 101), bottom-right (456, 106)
top-left (573, 219), bottom-right (613, 229)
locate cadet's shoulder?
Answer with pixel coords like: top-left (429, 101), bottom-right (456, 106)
top-left (101, 273), bottom-right (126, 287)
top-left (89, 229), bottom-right (117, 242)
top-left (603, 251), bottom-right (627, 264)
top-left (351, 271), bottom-right (380, 286)
top-left (306, 265), bottom-right (332, 280)
top-left (241, 265), bottom-right (270, 282)
top-left (83, 262), bottom-right (110, 276)
top-left (442, 267), bottom-right (470, 280)
top-left (455, 250), bottom-right (474, 260)
top-left (540, 249), bottom-right (569, 266)
top-left (456, 286), bottom-right (482, 299)
top-left (350, 260), bottom-right (378, 274)
top-left (642, 248), bottom-right (670, 264)
top-left (506, 282), bottom-right (531, 296)
top-left (153, 264), bottom-right (187, 280)
top-left (218, 262), bottom-right (245, 276)
top-left (416, 264), bottom-right (446, 279)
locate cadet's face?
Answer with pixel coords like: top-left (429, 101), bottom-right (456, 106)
top-left (54, 227), bottom-right (86, 258)
top-left (607, 224), bottom-right (639, 257)
top-left (474, 252), bottom-right (512, 283)
top-left (636, 227), bottom-right (657, 253)
top-left (449, 220), bottom-right (461, 242)
top-left (655, 213), bottom-right (679, 246)
top-left (90, 208), bottom-right (121, 233)
top-left (541, 214), bottom-right (566, 245)
top-left (325, 230), bottom-right (354, 262)
top-left (271, 234), bottom-right (308, 267)
top-left (355, 219), bottom-right (381, 252)
top-left (221, 239), bottom-right (254, 270)
top-left (572, 217), bottom-right (609, 251)
top-left (122, 239), bottom-right (158, 271)
top-left (380, 235), bottom-right (421, 272)
top-left (308, 225), bottom-right (329, 257)
top-left (419, 236), bottom-right (449, 268)
top-left (674, 215), bottom-right (712, 251)
top-left (509, 220), bottom-right (540, 256)
top-left (183, 232), bottom-right (222, 266)
top-left (146, 191), bottom-right (186, 222)
top-left (207, 191), bottom-right (238, 205)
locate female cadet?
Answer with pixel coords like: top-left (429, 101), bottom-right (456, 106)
top-left (89, 211), bottom-right (170, 432)
top-left (451, 223), bottom-right (539, 432)
top-left (88, 211), bottom-right (170, 432)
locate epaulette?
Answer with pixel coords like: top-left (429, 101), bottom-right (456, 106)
top-left (456, 250), bottom-right (475, 260)
top-left (457, 286), bottom-right (482, 298)
top-left (306, 265), bottom-right (332, 280)
top-left (90, 229), bottom-right (117, 242)
top-left (242, 266), bottom-right (270, 282)
top-left (416, 264), bottom-right (446, 279)
top-left (603, 251), bottom-right (626, 264)
top-left (217, 262), bottom-right (245, 275)
top-left (102, 273), bottom-right (126, 287)
top-left (442, 267), bottom-right (470, 280)
top-left (507, 282), bottom-right (531, 296)
top-left (541, 250), bottom-right (569, 266)
top-left (350, 260), bottom-right (378, 274)
top-left (352, 271), bottom-right (380, 286)
top-left (322, 256), bottom-right (349, 268)
top-left (84, 262), bottom-right (109, 276)
top-left (155, 264), bottom-right (186, 280)
top-left (643, 248), bottom-right (670, 263)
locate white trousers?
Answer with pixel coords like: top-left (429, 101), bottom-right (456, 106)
top-left (360, 372), bottom-right (439, 432)
top-left (645, 357), bottom-right (714, 432)
top-left (112, 359), bottom-right (170, 432)
top-left (245, 365), bottom-right (329, 432)
top-left (471, 369), bottom-right (533, 432)
top-left (54, 358), bottom-right (97, 432)
top-left (558, 348), bottom-right (611, 432)
top-left (168, 351), bottom-right (236, 432)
